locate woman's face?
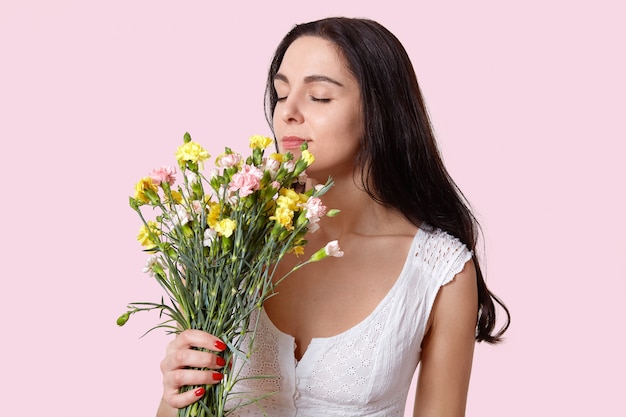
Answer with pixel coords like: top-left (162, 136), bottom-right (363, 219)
top-left (272, 36), bottom-right (363, 181)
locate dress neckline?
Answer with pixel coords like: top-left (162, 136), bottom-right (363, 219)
top-left (261, 227), bottom-right (426, 364)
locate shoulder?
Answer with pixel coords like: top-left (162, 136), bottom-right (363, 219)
top-left (412, 225), bottom-right (473, 287)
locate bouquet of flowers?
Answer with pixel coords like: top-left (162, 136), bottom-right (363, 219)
top-left (117, 133), bottom-right (342, 417)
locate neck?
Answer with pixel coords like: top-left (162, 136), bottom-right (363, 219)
top-left (307, 172), bottom-right (409, 239)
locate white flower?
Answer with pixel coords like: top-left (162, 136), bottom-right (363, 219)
top-left (219, 184), bottom-right (239, 206)
top-left (309, 240), bottom-right (344, 262)
top-left (203, 228), bottom-right (217, 247)
top-left (263, 157), bottom-right (281, 178)
top-left (297, 171), bottom-right (308, 184)
top-left (308, 221), bottom-right (320, 233)
top-left (283, 160), bottom-right (295, 173)
top-left (324, 240), bottom-right (344, 257)
top-left (186, 171), bottom-right (199, 184)
top-left (172, 205), bottom-right (192, 226)
top-left (143, 254), bottom-right (166, 277)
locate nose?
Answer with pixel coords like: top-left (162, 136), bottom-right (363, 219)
top-left (277, 95), bottom-right (304, 124)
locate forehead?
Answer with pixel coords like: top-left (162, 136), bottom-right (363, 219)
top-left (277, 36), bottom-right (351, 80)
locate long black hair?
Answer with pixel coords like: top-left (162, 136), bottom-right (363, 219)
top-left (265, 17), bottom-right (510, 343)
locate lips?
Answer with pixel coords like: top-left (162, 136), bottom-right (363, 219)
top-left (281, 136), bottom-right (308, 150)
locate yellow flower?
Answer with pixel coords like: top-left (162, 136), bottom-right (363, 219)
top-left (137, 221), bottom-right (161, 249)
top-left (290, 245), bottom-right (305, 256)
top-left (270, 206), bottom-right (294, 230)
top-left (269, 153), bottom-right (284, 163)
top-left (276, 188), bottom-right (300, 210)
top-left (134, 177), bottom-right (159, 204)
top-left (276, 195), bottom-right (295, 211)
top-left (165, 190), bottom-right (183, 204)
top-left (301, 150), bottom-right (315, 166)
top-left (207, 202), bottom-right (221, 228)
top-left (214, 218), bottom-right (236, 237)
top-left (175, 141), bottom-right (210, 164)
top-left (249, 135), bottom-right (274, 150)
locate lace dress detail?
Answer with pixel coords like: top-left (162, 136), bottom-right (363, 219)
top-left (228, 226), bottom-right (472, 417)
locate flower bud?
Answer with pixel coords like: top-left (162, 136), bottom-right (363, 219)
top-left (326, 209), bottom-right (341, 217)
top-left (129, 197), bottom-right (141, 209)
top-left (308, 240), bottom-right (344, 262)
top-left (144, 188), bottom-right (161, 205)
top-left (116, 312), bottom-right (131, 326)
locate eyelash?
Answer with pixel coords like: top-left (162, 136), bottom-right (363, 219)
top-left (275, 95), bottom-right (331, 103)
top-left (310, 96), bottom-right (331, 103)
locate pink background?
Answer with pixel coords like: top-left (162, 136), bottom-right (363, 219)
top-left (1, 1), bottom-right (624, 415)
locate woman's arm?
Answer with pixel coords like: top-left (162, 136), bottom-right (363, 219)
top-left (412, 260), bottom-right (478, 417)
top-left (156, 329), bottom-right (227, 417)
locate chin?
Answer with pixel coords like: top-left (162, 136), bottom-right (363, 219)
top-left (304, 168), bottom-right (332, 185)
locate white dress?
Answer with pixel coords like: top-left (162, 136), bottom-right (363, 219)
top-left (227, 226), bottom-right (472, 417)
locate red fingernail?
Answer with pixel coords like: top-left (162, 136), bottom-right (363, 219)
top-left (194, 387), bottom-right (205, 397)
top-left (214, 340), bottom-right (227, 351)
top-left (216, 357), bottom-right (226, 367)
top-left (212, 372), bottom-right (224, 381)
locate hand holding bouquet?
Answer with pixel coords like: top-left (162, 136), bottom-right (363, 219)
top-left (118, 133), bottom-right (342, 417)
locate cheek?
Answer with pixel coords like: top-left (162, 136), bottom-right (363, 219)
top-left (332, 109), bottom-right (363, 145)
top-left (272, 113), bottom-right (284, 138)
top-left (318, 107), bottom-right (358, 133)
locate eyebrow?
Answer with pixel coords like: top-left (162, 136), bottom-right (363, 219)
top-left (274, 73), bottom-right (344, 87)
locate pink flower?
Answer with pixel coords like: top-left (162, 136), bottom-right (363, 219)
top-left (149, 166), bottom-right (177, 186)
top-left (246, 164), bottom-right (264, 180)
top-left (229, 164), bottom-right (263, 197)
top-left (303, 197), bottom-right (327, 221)
top-left (270, 181), bottom-right (281, 200)
top-left (217, 153), bottom-right (242, 168)
top-left (191, 200), bottom-right (203, 214)
top-left (301, 197), bottom-right (326, 234)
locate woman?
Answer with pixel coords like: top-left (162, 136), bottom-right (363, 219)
top-left (157, 17), bottom-right (509, 417)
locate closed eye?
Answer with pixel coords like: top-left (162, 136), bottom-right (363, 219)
top-left (310, 96), bottom-right (331, 103)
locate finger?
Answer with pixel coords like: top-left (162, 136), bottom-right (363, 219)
top-left (169, 329), bottom-right (228, 353)
top-left (161, 346), bottom-right (226, 372)
top-left (165, 368), bottom-right (224, 391)
top-left (163, 385), bottom-right (207, 409)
